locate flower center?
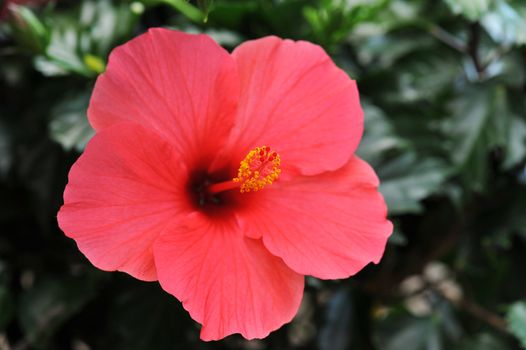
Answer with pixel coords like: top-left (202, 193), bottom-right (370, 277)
top-left (208, 146), bottom-right (281, 195)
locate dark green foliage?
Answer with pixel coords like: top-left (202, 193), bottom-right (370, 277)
top-left (1, 0), bottom-right (525, 349)
top-left (507, 302), bottom-right (526, 349)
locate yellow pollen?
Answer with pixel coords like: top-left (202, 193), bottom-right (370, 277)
top-left (233, 146), bottom-right (281, 193)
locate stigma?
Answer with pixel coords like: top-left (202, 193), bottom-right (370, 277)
top-left (233, 146), bottom-right (281, 193)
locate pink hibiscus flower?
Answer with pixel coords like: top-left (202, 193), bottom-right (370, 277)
top-left (57, 28), bottom-right (392, 341)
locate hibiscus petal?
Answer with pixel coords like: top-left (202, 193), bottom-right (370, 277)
top-left (88, 28), bottom-right (238, 164)
top-left (227, 36), bottom-right (363, 176)
top-left (58, 123), bottom-right (188, 281)
top-left (154, 213), bottom-right (304, 340)
top-left (237, 156), bottom-right (392, 279)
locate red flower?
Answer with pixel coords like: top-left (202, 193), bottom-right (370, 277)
top-left (58, 28), bottom-right (392, 340)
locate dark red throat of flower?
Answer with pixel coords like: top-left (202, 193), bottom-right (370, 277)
top-left (208, 146), bottom-right (281, 195)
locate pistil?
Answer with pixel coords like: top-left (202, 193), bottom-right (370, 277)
top-left (207, 180), bottom-right (240, 195)
top-left (207, 146), bottom-right (281, 195)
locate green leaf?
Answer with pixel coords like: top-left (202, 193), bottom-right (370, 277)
top-left (303, 0), bottom-right (388, 50)
top-left (357, 102), bottom-right (408, 166)
top-left (205, 0), bottom-right (258, 30)
top-left (446, 85), bottom-right (510, 191)
top-left (503, 116), bottom-right (526, 169)
top-left (144, 0), bottom-right (205, 23)
top-left (358, 33), bottom-right (434, 69)
top-left (102, 281), bottom-right (195, 349)
top-left (455, 333), bottom-right (511, 350)
top-left (482, 0), bottom-right (526, 46)
top-left (78, 0), bottom-right (140, 55)
top-left (378, 153), bottom-right (452, 215)
top-left (376, 315), bottom-right (443, 350)
top-left (43, 25), bottom-right (93, 76)
top-left (34, 0), bottom-right (140, 77)
top-left (507, 301), bottom-right (526, 349)
top-left (9, 5), bottom-right (50, 53)
top-left (18, 272), bottom-right (104, 346)
top-left (196, 0), bottom-right (214, 22)
top-left (443, 0), bottom-right (492, 21)
top-left (384, 48), bottom-right (462, 103)
top-left (49, 90), bottom-right (94, 151)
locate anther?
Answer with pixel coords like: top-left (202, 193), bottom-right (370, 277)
top-left (233, 146), bottom-right (281, 193)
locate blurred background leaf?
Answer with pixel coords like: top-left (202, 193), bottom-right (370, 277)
top-left (507, 302), bottom-right (526, 349)
top-left (443, 0), bottom-right (491, 21)
top-left (48, 89), bottom-right (93, 151)
top-left (481, 0), bottom-right (526, 47)
top-left (1, 0), bottom-right (526, 349)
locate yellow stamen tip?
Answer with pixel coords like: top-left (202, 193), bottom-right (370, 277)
top-left (233, 146), bottom-right (281, 193)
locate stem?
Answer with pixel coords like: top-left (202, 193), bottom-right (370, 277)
top-left (468, 22), bottom-right (484, 77)
top-left (405, 282), bottom-right (509, 334)
top-left (429, 25), bottom-right (466, 53)
top-left (207, 180), bottom-right (240, 195)
top-left (455, 297), bottom-right (508, 333)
